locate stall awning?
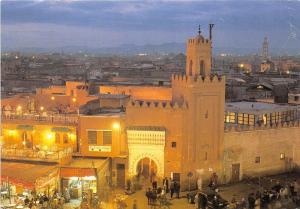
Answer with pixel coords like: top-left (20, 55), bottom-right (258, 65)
top-left (60, 159), bottom-right (106, 178)
top-left (51, 127), bottom-right (71, 132)
top-left (60, 168), bottom-right (96, 178)
top-left (1, 162), bottom-right (58, 189)
top-left (16, 125), bottom-right (34, 131)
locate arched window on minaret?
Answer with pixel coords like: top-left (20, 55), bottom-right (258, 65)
top-left (200, 60), bottom-right (205, 76)
top-left (189, 60), bottom-right (193, 76)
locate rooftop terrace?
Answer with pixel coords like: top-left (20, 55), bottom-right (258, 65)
top-left (225, 101), bottom-right (298, 114)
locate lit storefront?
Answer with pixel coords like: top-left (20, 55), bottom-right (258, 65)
top-left (60, 168), bottom-right (97, 199)
top-left (60, 158), bottom-right (109, 200)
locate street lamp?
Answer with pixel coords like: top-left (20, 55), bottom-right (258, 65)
top-left (112, 122), bottom-right (120, 130)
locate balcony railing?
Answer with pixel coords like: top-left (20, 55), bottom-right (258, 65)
top-left (1, 146), bottom-right (73, 164)
top-left (1, 113), bottom-right (78, 125)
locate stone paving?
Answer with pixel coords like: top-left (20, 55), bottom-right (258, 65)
top-left (3, 173), bottom-right (297, 208)
top-left (103, 172), bottom-right (300, 209)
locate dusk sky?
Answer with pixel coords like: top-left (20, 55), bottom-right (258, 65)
top-left (1, 0), bottom-right (300, 52)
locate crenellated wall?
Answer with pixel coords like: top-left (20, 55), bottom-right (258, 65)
top-left (127, 99), bottom-right (188, 110)
top-left (172, 74), bottom-right (225, 87)
top-left (186, 35), bottom-right (212, 77)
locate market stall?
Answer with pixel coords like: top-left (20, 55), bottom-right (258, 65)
top-left (1, 162), bottom-right (59, 200)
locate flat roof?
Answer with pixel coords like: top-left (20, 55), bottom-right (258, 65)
top-left (225, 101), bottom-right (298, 114)
top-left (80, 109), bottom-right (125, 117)
top-left (100, 94), bottom-right (130, 99)
top-left (63, 158), bottom-right (107, 168)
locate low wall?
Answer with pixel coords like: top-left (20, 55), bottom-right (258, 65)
top-left (223, 123), bottom-right (300, 183)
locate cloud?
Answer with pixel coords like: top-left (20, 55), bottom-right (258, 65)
top-left (1, 0), bottom-right (300, 50)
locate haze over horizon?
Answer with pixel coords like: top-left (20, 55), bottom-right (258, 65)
top-left (1, 0), bottom-right (300, 54)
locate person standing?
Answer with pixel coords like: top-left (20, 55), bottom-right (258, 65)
top-left (175, 181), bottom-right (180, 199)
top-left (152, 179), bottom-right (157, 190)
top-left (293, 179), bottom-right (299, 196)
top-left (194, 193), bottom-right (199, 209)
top-left (248, 193), bottom-right (255, 209)
top-left (132, 199), bottom-right (137, 209)
top-left (197, 177), bottom-right (202, 191)
top-left (170, 180), bottom-right (175, 199)
top-left (199, 193), bottom-right (207, 209)
top-left (163, 177), bottom-right (169, 193)
top-left (255, 196), bottom-right (261, 209)
top-left (146, 188), bottom-right (151, 205)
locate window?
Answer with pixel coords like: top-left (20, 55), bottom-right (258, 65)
top-left (103, 131), bottom-right (112, 145)
top-left (255, 156), bottom-right (260, 163)
top-left (200, 60), bottom-right (205, 76)
top-left (280, 153), bottom-right (285, 160)
top-left (263, 114), bottom-right (268, 125)
top-left (55, 133), bottom-right (60, 144)
top-left (171, 172), bottom-right (180, 182)
top-left (189, 60), bottom-right (193, 76)
top-left (229, 112), bottom-right (236, 123)
top-left (205, 110), bottom-right (208, 119)
top-left (171, 142), bottom-right (176, 148)
top-left (204, 152), bottom-right (208, 161)
top-left (63, 133), bottom-right (69, 144)
top-left (88, 131), bottom-right (97, 144)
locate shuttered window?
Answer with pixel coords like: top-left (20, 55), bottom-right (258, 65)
top-left (103, 131), bottom-right (112, 145)
top-left (88, 131), bottom-right (97, 144)
top-left (55, 133), bottom-right (60, 144)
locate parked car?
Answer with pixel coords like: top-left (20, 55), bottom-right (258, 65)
top-left (187, 189), bottom-right (228, 208)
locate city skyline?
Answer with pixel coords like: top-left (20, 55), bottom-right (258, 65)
top-left (1, 0), bottom-right (300, 54)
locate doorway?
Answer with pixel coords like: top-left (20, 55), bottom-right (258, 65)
top-left (231, 163), bottom-right (240, 183)
top-left (116, 164), bottom-right (125, 188)
top-left (136, 157), bottom-right (157, 182)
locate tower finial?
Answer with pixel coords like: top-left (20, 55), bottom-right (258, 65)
top-left (198, 25), bottom-right (201, 35)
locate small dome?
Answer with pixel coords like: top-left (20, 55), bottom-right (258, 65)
top-left (196, 34), bottom-right (205, 41)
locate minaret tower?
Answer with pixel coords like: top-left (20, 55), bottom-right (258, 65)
top-left (185, 25), bottom-right (212, 77)
top-left (262, 36), bottom-right (269, 61)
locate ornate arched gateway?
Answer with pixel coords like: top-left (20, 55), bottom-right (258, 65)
top-left (127, 126), bottom-right (166, 179)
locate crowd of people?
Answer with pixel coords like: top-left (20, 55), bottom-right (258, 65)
top-left (226, 179), bottom-right (300, 209)
top-left (145, 177), bottom-right (181, 206)
top-left (4, 189), bottom-right (71, 209)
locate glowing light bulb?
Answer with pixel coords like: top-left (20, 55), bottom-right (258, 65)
top-left (113, 122), bottom-right (120, 129)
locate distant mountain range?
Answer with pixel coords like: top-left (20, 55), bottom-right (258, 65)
top-left (2, 42), bottom-right (299, 55)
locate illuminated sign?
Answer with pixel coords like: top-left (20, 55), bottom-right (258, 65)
top-left (88, 145), bottom-right (111, 152)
